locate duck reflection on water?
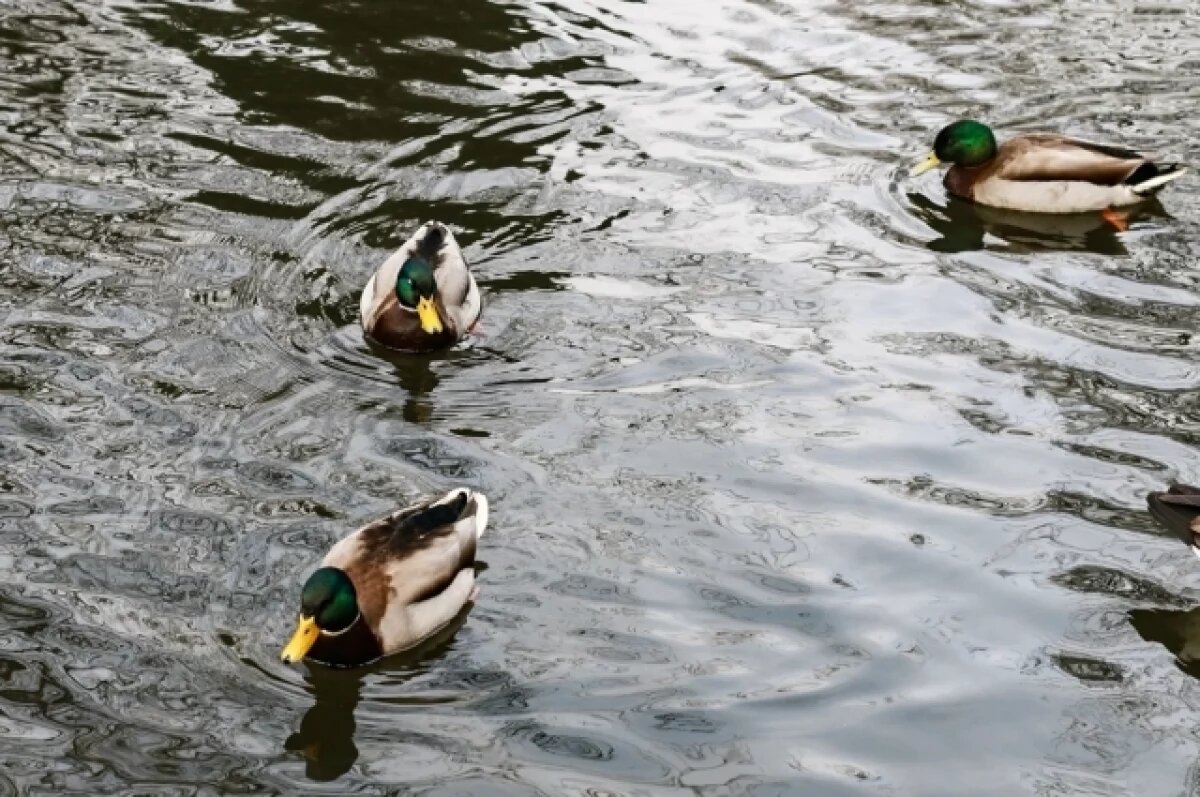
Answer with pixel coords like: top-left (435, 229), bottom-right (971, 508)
top-left (908, 191), bottom-right (1171, 256)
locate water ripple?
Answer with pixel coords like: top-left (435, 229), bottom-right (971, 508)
top-left (0, 0), bottom-right (1197, 793)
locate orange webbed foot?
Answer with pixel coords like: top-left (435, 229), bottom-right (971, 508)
top-left (1101, 207), bottom-right (1130, 232)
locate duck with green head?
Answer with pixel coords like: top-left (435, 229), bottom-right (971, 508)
top-left (911, 119), bottom-right (1186, 214)
top-left (359, 221), bottom-right (482, 352)
top-left (281, 487), bottom-right (489, 668)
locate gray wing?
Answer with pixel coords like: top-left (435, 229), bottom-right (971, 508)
top-left (430, 228), bottom-right (482, 332)
top-left (371, 489), bottom-right (490, 651)
top-left (995, 135), bottom-right (1145, 185)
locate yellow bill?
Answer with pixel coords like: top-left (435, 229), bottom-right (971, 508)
top-left (910, 151), bottom-right (941, 177)
top-left (281, 615), bottom-right (319, 663)
top-left (416, 296), bottom-right (443, 335)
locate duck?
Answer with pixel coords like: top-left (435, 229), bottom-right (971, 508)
top-left (910, 120), bottom-right (1186, 214)
top-left (281, 487), bottom-right (489, 668)
top-left (1147, 484), bottom-right (1200, 560)
top-left (359, 221), bottom-right (482, 352)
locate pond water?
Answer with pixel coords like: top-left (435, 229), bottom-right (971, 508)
top-left (2, 0), bottom-right (1199, 794)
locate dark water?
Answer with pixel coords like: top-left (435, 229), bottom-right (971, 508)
top-left (2, 0), bottom-right (1199, 793)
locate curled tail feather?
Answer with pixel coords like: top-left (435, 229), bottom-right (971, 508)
top-left (1126, 162), bottom-right (1187, 195)
top-left (471, 492), bottom-right (489, 540)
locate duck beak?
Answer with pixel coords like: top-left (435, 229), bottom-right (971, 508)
top-left (416, 296), bottom-right (443, 335)
top-left (910, 151), bottom-right (941, 177)
top-left (281, 615), bottom-right (319, 663)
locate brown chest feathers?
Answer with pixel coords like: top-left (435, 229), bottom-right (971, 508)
top-left (365, 295), bottom-right (458, 353)
top-left (308, 616), bottom-right (384, 668)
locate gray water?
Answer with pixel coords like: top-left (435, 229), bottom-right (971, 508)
top-left (2, 0), bottom-right (1199, 794)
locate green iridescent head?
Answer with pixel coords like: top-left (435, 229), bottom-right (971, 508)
top-left (300, 567), bottom-right (358, 631)
top-left (395, 256), bottom-right (436, 309)
top-left (395, 256), bottom-right (443, 335)
top-left (911, 120), bottom-right (998, 175)
top-left (280, 567), bottom-right (358, 663)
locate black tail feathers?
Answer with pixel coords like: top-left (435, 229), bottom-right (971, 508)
top-left (417, 223), bottom-right (446, 258)
top-left (1125, 162), bottom-right (1187, 194)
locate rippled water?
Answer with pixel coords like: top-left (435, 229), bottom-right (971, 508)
top-left (2, 0), bottom-right (1199, 793)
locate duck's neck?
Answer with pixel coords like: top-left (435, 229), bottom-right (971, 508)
top-left (945, 164), bottom-right (986, 200)
top-left (320, 612), bottom-right (362, 638)
top-left (309, 613), bottom-right (383, 668)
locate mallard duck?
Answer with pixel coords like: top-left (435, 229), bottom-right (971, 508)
top-left (359, 221), bottom-right (482, 352)
top-left (910, 120), bottom-right (1186, 214)
top-left (281, 487), bottom-right (489, 667)
top-left (1147, 484), bottom-right (1200, 559)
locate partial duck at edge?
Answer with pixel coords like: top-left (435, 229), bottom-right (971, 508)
top-left (1147, 484), bottom-right (1200, 560)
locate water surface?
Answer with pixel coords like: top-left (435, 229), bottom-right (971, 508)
top-left (1, 0), bottom-right (1199, 794)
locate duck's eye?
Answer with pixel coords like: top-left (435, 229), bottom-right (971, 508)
top-left (396, 277), bottom-right (419, 308)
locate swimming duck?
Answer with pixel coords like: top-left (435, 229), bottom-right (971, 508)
top-left (281, 487), bottom-right (489, 668)
top-left (359, 221), bottom-right (482, 352)
top-left (911, 120), bottom-right (1186, 214)
top-left (1147, 484), bottom-right (1200, 560)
